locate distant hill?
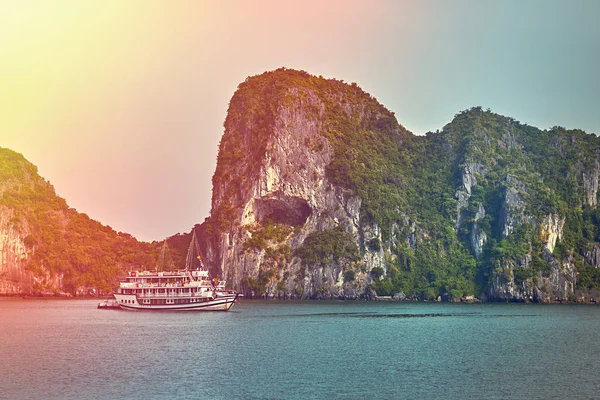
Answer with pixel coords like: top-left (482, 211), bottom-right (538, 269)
top-left (0, 148), bottom-right (164, 295)
top-left (201, 68), bottom-right (600, 302)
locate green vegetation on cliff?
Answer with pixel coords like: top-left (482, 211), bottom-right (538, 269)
top-left (370, 107), bottom-right (600, 299)
top-left (0, 148), bottom-right (162, 294)
top-left (294, 225), bottom-right (360, 267)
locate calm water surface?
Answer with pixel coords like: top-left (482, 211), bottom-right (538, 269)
top-left (1, 298), bottom-right (599, 399)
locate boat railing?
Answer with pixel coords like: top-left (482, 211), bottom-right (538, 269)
top-left (122, 281), bottom-right (203, 289)
top-left (135, 291), bottom-right (213, 298)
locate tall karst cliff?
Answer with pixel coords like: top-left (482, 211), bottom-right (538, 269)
top-left (203, 68), bottom-right (600, 302)
top-left (0, 148), bottom-right (158, 295)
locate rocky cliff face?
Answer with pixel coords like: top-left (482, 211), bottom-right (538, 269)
top-left (0, 206), bottom-right (32, 294)
top-left (202, 69), bottom-right (600, 302)
top-left (0, 220), bottom-right (67, 296)
top-left (446, 115), bottom-right (594, 302)
top-left (0, 153), bottom-right (66, 295)
top-left (205, 71), bottom-right (392, 298)
top-left (583, 159), bottom-right (600, 207)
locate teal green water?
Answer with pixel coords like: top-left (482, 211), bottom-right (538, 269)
top-left (1, 299), bottom-right (599, 399)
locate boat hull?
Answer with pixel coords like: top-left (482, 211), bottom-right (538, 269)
top-left (114, 293), bottom-right (239, 311)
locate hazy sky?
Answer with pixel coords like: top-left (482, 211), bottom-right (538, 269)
top-left (1, 0), bottom-right (598, 242)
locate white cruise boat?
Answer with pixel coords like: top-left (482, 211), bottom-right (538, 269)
top-left (113, 269), bottom-right (239, 311)
top-left (112, 231), bottom-right (240, 311)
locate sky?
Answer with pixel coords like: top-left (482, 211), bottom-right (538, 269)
top-left (1, 0), bottom-right (598, 242)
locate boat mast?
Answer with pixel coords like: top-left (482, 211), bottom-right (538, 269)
top-left (185, 230), bottom-right (204, 271)
top-left (156, 240), bottom-right (176, 272)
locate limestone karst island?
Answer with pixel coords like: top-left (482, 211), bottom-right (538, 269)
top-left (2, 68), bottom-right (600, 303)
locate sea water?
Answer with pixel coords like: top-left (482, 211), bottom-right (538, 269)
top-left (1, 298), bottom-right (599, 400)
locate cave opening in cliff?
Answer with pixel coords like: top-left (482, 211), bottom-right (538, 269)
top-left (254, 196), bottom-right (312, 226)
